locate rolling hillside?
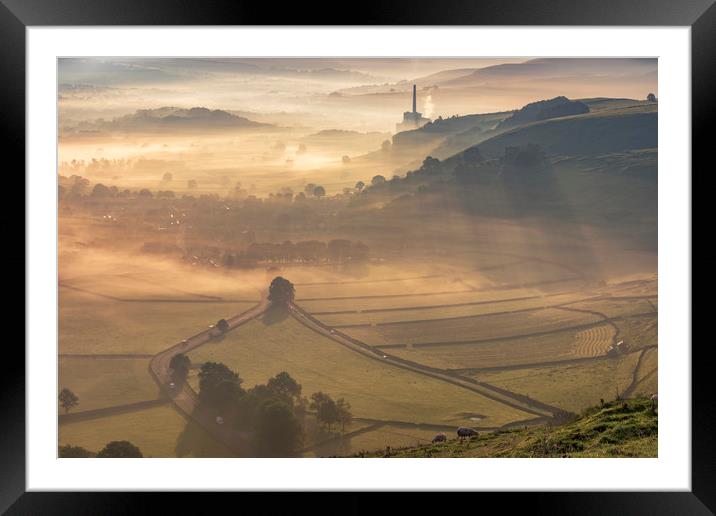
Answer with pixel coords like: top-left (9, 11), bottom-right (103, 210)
top-left (350, 397), bottom-right (657, 457)
top-left (474, 103), bottom-right (657, 159)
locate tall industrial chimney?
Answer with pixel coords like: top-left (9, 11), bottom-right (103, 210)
top-left (412, 84), bottom-right (417, 113)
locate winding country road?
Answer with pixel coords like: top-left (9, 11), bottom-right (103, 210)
top-left (148, 295), bottom-right (269, 455)
top-left (145, 277), bottom-right (655, 455)
top-left (288, 302), bottom-right (562, 420)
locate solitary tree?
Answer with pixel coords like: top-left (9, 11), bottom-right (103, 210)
top-left (169, 353), bottom-right (190, 385)
top-left (97, 440), bottom-right (143, 458)
top-left (268, 276), bottom-right (295, 305)
top-left (355, 180), bottom-right (365, 192)
top-left (216, 318), bottom-right (230, 333)
top-left (371, 175), bottom-right (386, 186)
top-left (646, 93), bottom-right (657, 102)
top-left (59, 388), bottom-right (79, 413)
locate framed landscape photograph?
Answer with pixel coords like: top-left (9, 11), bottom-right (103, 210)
top-left (5, 0), bottom-right (710, 511)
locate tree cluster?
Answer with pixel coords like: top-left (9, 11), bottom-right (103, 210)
top-left (196, 362), bottom-right (353, 456)
top-left (59, 440), bottom-right (144, 458)
top-left (309, 392), bottom-right (353, 433)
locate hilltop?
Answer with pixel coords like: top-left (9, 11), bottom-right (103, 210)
top-left (62, 106), bottom-right (271, 136)
top-left (350, 397), bottom-right (657, 458)
top-left (475, 102), bottom-right (657, 159)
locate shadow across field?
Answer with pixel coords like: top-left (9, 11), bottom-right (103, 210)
top-left (261, 304), bottom-right (291, 325)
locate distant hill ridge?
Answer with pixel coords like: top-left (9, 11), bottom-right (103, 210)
top-left (497, 96), bottom-right (590, 130)
top-left (64, 106), bottom-right (271, 135)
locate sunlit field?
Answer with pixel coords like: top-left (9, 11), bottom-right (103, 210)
top-left (187, 316), bottom-right (533, 428)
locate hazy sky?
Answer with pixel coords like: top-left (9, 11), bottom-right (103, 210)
top-left (58, 57), bottom-right (657, 130)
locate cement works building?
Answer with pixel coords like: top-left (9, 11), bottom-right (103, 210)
top-left (395, 84), bottom-right (430, 133)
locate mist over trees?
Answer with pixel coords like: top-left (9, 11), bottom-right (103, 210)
top-left (190, 360), bottom-right (353, 457)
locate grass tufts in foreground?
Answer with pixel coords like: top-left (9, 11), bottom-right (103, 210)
top-left (350, 397), bottom-right (657, 458)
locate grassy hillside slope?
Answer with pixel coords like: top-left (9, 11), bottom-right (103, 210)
top-left (352, 397), bottom-right (657, 457)
top-left (474, 104), bottom-right (656, 159)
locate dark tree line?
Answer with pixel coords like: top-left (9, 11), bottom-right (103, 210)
top-left (59, 440), bottom-right (143, 458)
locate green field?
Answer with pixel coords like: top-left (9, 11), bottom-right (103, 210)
top-left (473, 352), bottom-right (641, 413)
top-left (569, 298), bottom-right (657, 318)
top-left (385, 330), bottom-right (583, 370)
top-left (59, 405), bottom-right (233, 457)
top-left (345, 307), bottom-right (599, 347)
top-left (616, 315), bottom-right (658, 350)
top-left (59, 288), bottom-right (256, 354)
top-left (59, 358), bottom-right (160, 411)
top-left (630, 347), bottom-right (658, 397)
top-left (299, 287), bottom-right (553, 314)
top-left (294, 275), bottom-right (469, 300)
top-left (187, 315), bottom-right (533, 427)
top-left (315, 292), bottom-right (585, 327)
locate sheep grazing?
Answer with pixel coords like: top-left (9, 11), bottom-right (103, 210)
top-left (457, 427), bottom-right (478, 440)
top-left (432, 433), bottom-right (447, 444)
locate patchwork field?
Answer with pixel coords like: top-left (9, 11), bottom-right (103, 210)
top-left (384, 330), bottom-right (585, 370)
top-left (568, 297), bottom-right (657, 318)
top-left (57, 249), bottom-right (658, 456)
top-left (187, 316), bottom-right (534, 428)
top-left (59, 357), bottom-right (160, 411)
top-left (295, 276), bottom-right (470, 299)
top-left (345, 307), bottom-right (601, 347)
top-left (614, 315), bottom-right (658, 350)
top-left (59, 288), bottom-right (256, 355)
top-left (298, 287), bottom-right (556, 314)
top-left (472, 352), bottom-right (641, 413)
top-left (315, 292), bottom-right (585, 327)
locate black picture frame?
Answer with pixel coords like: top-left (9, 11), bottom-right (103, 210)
top-left (2, 0), bottom-right (709, 512)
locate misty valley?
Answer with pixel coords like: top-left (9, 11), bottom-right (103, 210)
top-left (57, 58), bottom-right (658, 458)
